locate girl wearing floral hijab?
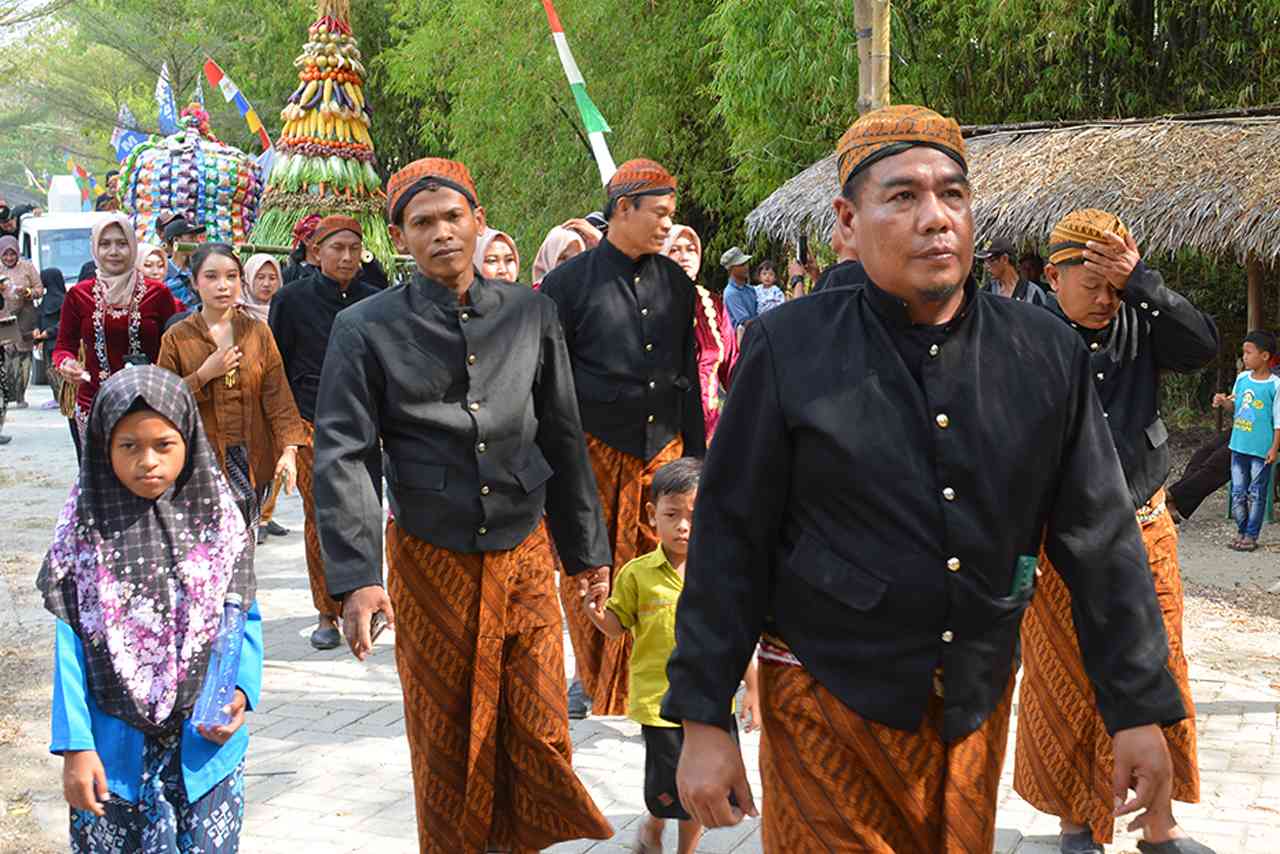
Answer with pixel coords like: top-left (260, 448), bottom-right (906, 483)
top-left (41, 366), bottom-right (262, 853)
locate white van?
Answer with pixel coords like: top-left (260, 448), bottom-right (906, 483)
top-left (19, 176), bottom-right (114, 282)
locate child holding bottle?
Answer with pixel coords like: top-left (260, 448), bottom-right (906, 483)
top-left (38, 366), bottom-right (262, 853)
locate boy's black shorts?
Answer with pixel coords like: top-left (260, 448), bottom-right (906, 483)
top-left (641, 719), bottom-right (740, 821)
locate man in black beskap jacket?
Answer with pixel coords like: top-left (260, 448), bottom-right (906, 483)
top-left (663, 105), bottom-right (1185, 853)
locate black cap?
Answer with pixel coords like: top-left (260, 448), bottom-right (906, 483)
top-left (975, 237), bottom-right (1017, 260)
top-left (584, 211), bottom-right (607, 231)
top-left (162, 218), bottom-right (206, 243)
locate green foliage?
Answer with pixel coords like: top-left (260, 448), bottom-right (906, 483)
top-left (380, 0), bottom-right (738, 265)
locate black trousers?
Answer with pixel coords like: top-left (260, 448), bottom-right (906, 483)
top-left (1167, 432), bottom-right (1231, 519)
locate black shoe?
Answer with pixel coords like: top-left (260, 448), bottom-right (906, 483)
top-left (0, 435), bottom-right (10, 445)
top-left (567, 679), bottom-right (590, 720)
top-left (265, 520), bottom-right (290, 536)
top-left (1137, 839), bottom-right (1217, 854)
top-left (310, 626), bottom-right (341, 650)
top-left (256, 527), bottom-right (268, 546)
top-left (1061, 831), bottom-right (1104, 854)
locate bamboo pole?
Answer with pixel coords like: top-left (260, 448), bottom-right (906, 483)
top-left (854, 0), bottom-right (873, 115)
top-left (870, 0), bottom-right (891, 110)
top-left (1247, 255), bottom-right (1265, 332)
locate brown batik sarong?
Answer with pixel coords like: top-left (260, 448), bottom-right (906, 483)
top-left (557, 434), bottom-right (683, 716)
top-left (760, 655), bottom-right (1014, 853)
top-left (386, 518), bottom-right (612, 854)
top-left (295, 421), bottom-right (340, 618)
top-left (1014, 489), bottom-right (1199, 843)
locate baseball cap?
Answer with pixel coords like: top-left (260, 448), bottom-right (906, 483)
top-left (162, 218), bottom-right (206, 243)
top-left (975, 237), bottom-right (1017, 260)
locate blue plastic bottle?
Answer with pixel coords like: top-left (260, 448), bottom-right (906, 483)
top-left (192, 594), bottom-right (246, 730)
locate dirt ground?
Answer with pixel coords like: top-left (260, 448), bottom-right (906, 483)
top-left (2, 396), bottom-right (1279, 852)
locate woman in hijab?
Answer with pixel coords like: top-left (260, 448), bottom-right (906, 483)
top-left (137, 243), bottom-right (169, 283)
top-left (53, 214), bottom-right (178, 444)
top-left (1, 233), bottom-right (44, 410)
top-left (157, 245), bottom-right (306, 545)
top-left (41, 366), bottom-right (262, 853)
top-left (473, 228), bottom-right (520, 283)
top-left (662, 224), bottom-right (738, 441)
top-left (239, 254), bottom-right (283, 324)
top-left (532, 226), bottom-right (588, 288)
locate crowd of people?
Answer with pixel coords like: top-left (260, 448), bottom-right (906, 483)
top-left (0, 101), bottom-right (1251, 854)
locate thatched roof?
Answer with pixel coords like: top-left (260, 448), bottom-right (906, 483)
top-left (745, 111), bottom-right (1280, 263)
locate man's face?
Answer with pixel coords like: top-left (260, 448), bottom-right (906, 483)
top-left (836, 147), bottom-right (973, 304)
top-left (316, 231), bottom-right (364, 285)
top-left (389, 187), bottom-right (483, 285)
top-left (107, 175), bottom-right (120, 195)
top-left (614, 194), bottom-right (675, 256)
top-left (1047, 262), bottom-right (1121, 330)
top-left (728, 263), bottom-right (749, 283)
top-left (983, 253), bottom-right (1014, 279)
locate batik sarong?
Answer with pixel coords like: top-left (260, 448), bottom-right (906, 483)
top-left (70, 736), bottom-right (245, 854)
top-left (557, 435), bottom-right (682, 716)
top-left (1014, 489), bottom-right (1199, 843)
top-left (386, 518), bottom-right (612, 854)
top-left (760, 652), bottom-right (1014, 854)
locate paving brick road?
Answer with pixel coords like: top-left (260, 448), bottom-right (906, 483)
top-left (4, 388), bottom-right (1279, 853)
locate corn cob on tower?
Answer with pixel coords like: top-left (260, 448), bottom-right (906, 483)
top-left (250, 0), bottom-right (394, 266)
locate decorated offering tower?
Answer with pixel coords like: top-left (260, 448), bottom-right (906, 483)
top-left (251, 0), bottom-right (393, 266)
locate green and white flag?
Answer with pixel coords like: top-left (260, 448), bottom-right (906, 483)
top-left (541, 0), bottom-right (617, 185)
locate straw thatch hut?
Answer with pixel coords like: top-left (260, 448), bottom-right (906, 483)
top-left (745, 108), bottom-right (1280, 325)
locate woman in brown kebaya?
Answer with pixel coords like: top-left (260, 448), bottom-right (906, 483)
top-left (157, 243), bottom-right (308, 539)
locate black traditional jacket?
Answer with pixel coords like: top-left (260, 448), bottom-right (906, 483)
top-left (662, 279), bottom-right (1186, 741)
top-left (269, 272), bottom-right (379, 423)
top-left (1048, 262), bottom-right (1219, 508)
top-left (541, 238), bottom-right (705, 461)
top-left (312, 274), bottom-right (613, 598)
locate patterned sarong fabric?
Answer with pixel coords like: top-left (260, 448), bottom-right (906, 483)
top-left (386, 519), bottom-right (612, 854)
top-left (559, 435), bottom-right (682, 716)
top-left (296, 421), bottom-right (340, 618)
top-left (1014, 490), bottom-right (1199, 843)
top-left (760, 660), bottom-right (1014, 853)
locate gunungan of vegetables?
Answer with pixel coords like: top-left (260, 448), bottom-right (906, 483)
top-left (268, 3), bottom-right (381, 198)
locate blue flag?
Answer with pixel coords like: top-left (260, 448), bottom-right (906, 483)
top-left (110, 104), bottom-right (148, 162)
top-left (155, 63), bottom-right (180, 134)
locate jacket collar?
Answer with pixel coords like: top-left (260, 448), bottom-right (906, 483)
top-left (865, 275), bottom-right (977, 331)
top-left (411, 271), bottom-right (499, 316)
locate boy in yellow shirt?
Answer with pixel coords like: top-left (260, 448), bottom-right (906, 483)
top-left (586, 457), bottom-right (759, 854)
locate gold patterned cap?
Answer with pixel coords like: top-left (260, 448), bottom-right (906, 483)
top-left (836, 105), bottom-right (966, 187)
top-left (1048, 209), bottom-right (1130, 266)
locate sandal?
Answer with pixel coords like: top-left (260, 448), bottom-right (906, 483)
top-left (1239, 537), bottom-right (1259, 552)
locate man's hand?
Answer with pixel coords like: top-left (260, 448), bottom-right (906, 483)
top-left (739, 687), bottom-right (761, 734)
top-left (63, 750), bottom-right (108, 817)
top-left (1112, 724), bottom-right (1174, 832)
top-left (196, 689), bottom-right (248, 745)
top-left (575, 566), bottom-right (611, 599)
top-left (583, 581), bottom-right (610, 619)
top-left (341, 585), bottom-right (395, 661)
top-left (1083, 230), bottom-right (1141, 290)
top-left (677, 721), bottom-right (758, 828)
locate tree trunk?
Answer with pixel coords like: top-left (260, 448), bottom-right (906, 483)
top-left (1247, 255), bottom-right (1265, 332)
top-left (870, 0), bottom-right (892, 110)
top-left (854, 0), bottom-right (874, 115)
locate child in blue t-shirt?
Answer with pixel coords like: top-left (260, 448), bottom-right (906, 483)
top-left (1214, 330), bottom-right (1280, 551)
